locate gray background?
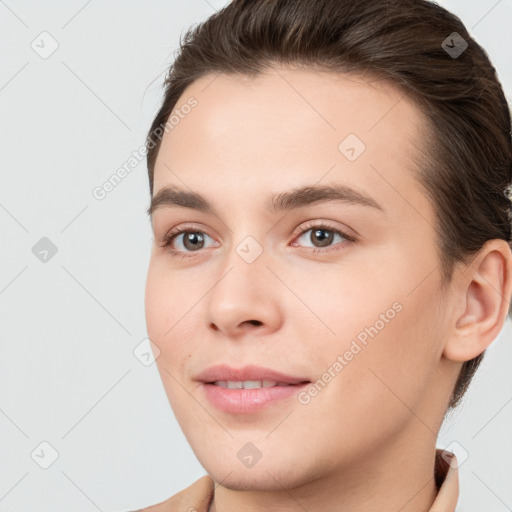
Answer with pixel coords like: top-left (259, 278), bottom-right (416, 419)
top-left (0, 1), bottom-right (511, 511)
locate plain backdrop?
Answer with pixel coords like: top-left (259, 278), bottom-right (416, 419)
top-left (0, 1), bottom-right (511, 511)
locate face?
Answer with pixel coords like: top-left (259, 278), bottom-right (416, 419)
top-left (145, 67), bottom-right (453, 490)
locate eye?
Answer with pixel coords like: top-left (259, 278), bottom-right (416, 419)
top-left (160, 224), bottom-right (218, 258)
top-left (160, 221), bottom-right (355, 259)
top-left (291, 221), bottom-right (355, 253)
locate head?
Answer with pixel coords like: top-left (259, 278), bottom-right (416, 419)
top-left (144, 0), bottom-right (512, 490)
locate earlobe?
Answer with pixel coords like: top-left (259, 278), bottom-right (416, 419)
top-left (443, 239), bottom-right (512, 363)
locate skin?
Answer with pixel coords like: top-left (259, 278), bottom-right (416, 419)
top-left (144, 66), bottom-right (512, 512)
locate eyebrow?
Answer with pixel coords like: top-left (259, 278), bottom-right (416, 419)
top-left (147, 183), bottom-right (384, 217)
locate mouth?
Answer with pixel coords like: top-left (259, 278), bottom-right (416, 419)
top-left (196, 364), bottom-right (311, 414)
top-left (196, 363), bottom-right (309, 385)
top-left (201, 381), bottom-right (311, 414)
top-left (209, 380), bottom-right (309, 389)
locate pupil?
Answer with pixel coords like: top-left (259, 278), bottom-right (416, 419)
top-left (184, 232), bottom-right (204, 250)
top-left (313, 229), bottom-right (333, 247)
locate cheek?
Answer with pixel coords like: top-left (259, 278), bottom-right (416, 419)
top-left (306, 261), bottom-right (443, 412)
top-left (145, 259), bottom-right (187, 335)
top-left (340, 283), bottom-right (442, 417)
top-left (293, 300), bottom-right (441, 464)
top-left (145, 263), bottom-right (181, 365)
top-left (144, 261), bottom-right (199, 377)
top-left (295, 264), bottom-right (398, 358)
top-left (144, 265), bottom-right (166, 341)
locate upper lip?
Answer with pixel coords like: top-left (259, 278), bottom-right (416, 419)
top-left (196, 364), bottom-right (310, 384)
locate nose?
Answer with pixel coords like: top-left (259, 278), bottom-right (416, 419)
top-left (205, 243), bottom-right (284, 339)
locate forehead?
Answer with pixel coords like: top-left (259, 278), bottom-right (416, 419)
top-left (152, 67), bottom-right (430, 224)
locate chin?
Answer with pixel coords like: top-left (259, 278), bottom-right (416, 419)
top-left (200, 457), bottom-right (322, 492)
top-left (215, 471), bottom-right (303, 491)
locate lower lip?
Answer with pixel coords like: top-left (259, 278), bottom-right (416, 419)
top-left (201, 382), bottom-right (310, 414)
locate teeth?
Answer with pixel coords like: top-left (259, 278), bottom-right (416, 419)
top-left (212, 380), bottom-right (291, 389)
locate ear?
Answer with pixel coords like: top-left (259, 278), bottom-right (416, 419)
top-left (443, 239), bottom-right (512, 362)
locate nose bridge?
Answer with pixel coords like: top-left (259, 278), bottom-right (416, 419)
top-left (216, 206), bottom-right (271, 277)
top-left (204, 228), bottom-right (283, 333)
top-left (213, 230), bottom-right (269, 299)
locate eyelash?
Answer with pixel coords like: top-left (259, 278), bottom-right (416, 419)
top-left (160, 221), bottom-right (356, 259)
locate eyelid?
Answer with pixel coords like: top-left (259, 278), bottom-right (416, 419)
top-left (160, 222), bottom-right (218, 248)
top-left (290, 219), bottom-right (356, 242)
top-left (161, 220), bottom-right (354, 245)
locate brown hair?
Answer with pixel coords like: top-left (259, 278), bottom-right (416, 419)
top-left (145, 0), bottom-right (512, 410)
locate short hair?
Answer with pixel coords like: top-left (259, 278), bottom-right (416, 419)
top-left (145, 0), bottom-right (512, 410)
